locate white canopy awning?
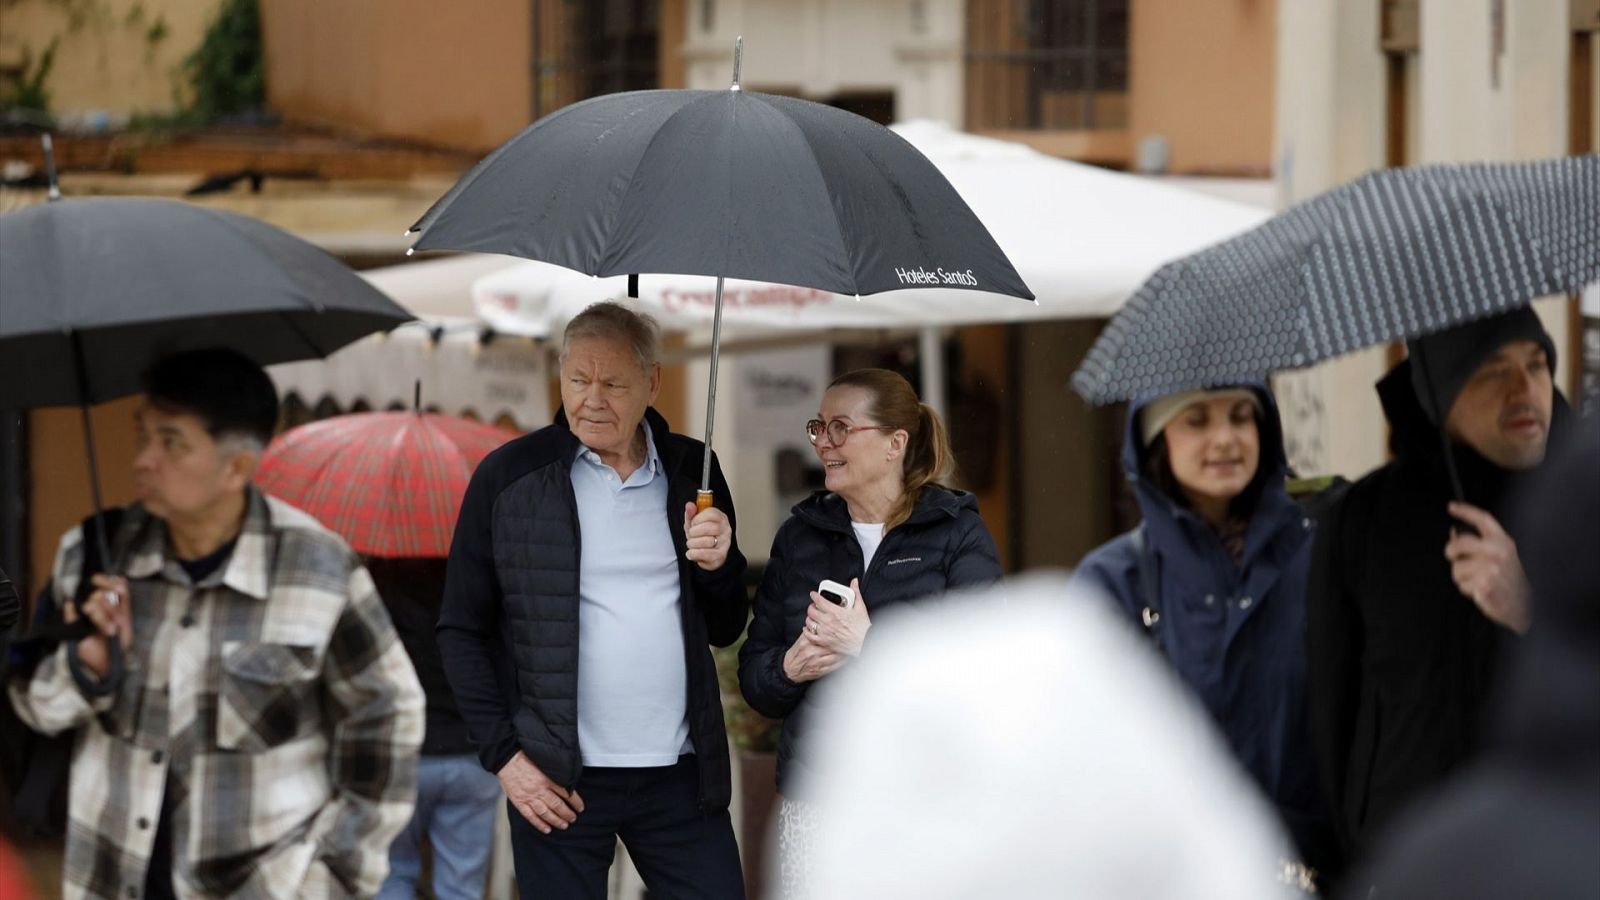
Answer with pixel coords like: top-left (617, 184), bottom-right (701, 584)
top-left (265, 254), bottom-right (550, 428)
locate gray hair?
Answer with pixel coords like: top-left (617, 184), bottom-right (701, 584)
top-left (559, 301), bottom-right (662, 373)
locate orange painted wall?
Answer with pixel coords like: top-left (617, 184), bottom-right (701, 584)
top-left (260, 1), bottom-right (533, 152)
top-left (1129, 0), bottom-right (1276, 174)
top-left (27, 399), bottom-right (139, 597)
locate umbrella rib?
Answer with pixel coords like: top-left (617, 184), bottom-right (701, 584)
top-left (765, 103), bottom-right (859, 293)
top-left (596, 92), bottom-right (728, 275)
top-left (412, 93), bottom-right (635, 236)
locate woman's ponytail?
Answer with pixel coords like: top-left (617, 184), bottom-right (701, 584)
top-left (883, 402), bottom-right (953, 530)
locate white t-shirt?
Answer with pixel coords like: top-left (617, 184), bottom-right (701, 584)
top-left (852, 521), bottom-right (886, 570)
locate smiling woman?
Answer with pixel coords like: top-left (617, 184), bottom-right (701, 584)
top-left (738, 367), bottom-right (1002, 899)
top-left (1070, 383), bottom-right (1337, 885)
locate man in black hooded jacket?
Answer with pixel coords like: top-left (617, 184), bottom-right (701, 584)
top-left (1307, 307), bottom-right (1573, 873)
top-left (1349, 412), bottom-right (1599, 899)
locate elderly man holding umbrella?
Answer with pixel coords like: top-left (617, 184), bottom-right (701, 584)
top-left (437, 302), bottom-right (750, 898)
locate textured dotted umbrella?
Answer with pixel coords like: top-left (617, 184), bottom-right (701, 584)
top-left (1071, 154), bottom-right (1600, 405)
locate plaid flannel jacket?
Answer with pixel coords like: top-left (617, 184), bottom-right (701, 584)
top-left (8, 488), bottom-right (424, 899)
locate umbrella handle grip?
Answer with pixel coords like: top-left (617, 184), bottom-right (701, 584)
top-left (695, 490), bottom-right (714, 513)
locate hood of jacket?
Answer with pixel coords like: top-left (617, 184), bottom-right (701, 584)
top-left (1120, 381), bottom-right (1298, 564)
top-left (1377, 358), bottom-right (1574, 523)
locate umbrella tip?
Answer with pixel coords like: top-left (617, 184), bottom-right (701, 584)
top-left (405, 247), bottom-right (416, 257)
top-left (730, 36), bottom-right (743, 91)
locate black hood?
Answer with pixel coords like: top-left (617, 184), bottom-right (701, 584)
top-left (1377, 359), bottom-right (1573, 518)
top-left (1406, 307), bottom-right (1557, 425)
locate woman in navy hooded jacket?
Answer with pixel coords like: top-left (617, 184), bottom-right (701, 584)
top-left (1072, 384), bottom-right (1336, 880)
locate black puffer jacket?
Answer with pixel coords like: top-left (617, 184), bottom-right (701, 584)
top-left (436, 408), bottom-right (748, 811)
top-left (739, 486), bottom-right (1001, 795)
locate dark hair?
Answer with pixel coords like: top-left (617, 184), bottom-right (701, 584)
top-left (827, 368), bottom-right (953, 531)
top-left (141, 348), bottom-right (278, 448)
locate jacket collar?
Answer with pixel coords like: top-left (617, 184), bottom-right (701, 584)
top-left (121, 486), bottom-right (274, 601)
top-left (791, 485), bottom-right (976, 534)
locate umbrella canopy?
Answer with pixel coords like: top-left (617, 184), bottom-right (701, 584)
top-left (0, 196), bottom-right (413, 408)
top-left (408, 93), bottom-right (1033, 302)
top-left (410, 62), bottom-right (1034, 502)
top-left (256, 411), bottom-right (513, 558)
top-left (466, 122), bottom-right (1271, 335)
top-left (1071, 154), bottom-right (1600, 404)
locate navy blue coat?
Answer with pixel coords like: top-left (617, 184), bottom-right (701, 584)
top-left (739, 486), bottom-right (1001, 795)
top-left (1071, 386), bottom-right (1333, 868)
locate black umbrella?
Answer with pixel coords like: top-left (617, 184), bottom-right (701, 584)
top-left (1, 197), bottom-right (412, 407)
top-left (1071, 155), bottom-right (1600, 405)
top-left (0, 189), bottom-right (412, 576)
top-left (409, 40), bottom-right (1032, 506)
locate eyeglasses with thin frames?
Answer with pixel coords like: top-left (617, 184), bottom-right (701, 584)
top-left (805, 418), bottom-right (895, 446)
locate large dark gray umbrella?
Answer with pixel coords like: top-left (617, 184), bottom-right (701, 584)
top-left (1071, 155), bottom-right (1600, 405)
top-left (409, 43), bottom-right (1032, 505)
top-left (0, 196), bottom-right (412, 407)
top-left (0, 193), bottom-right (412, 574)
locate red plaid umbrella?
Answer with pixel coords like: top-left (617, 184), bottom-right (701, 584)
top-left (257, 412), bottom-right (514, 558)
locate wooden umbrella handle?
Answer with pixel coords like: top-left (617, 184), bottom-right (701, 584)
top-left (695, 490), bottom-right (714, 513)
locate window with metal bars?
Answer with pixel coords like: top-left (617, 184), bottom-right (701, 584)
top-left (965, 0), bottom-right (1129, 131)
top-left (529, 0), bottom-right (660, 121)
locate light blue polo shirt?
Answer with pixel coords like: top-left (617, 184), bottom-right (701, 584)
top-left (571, 421), bottom-right (692, 767)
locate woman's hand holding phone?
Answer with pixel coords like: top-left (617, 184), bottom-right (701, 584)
top-left (806, 577), bottom-right (871, 658)
top-left (783, 578), bottom-right (872, 682)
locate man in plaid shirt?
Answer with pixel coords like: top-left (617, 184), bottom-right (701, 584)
top-left (7, 348), bottom-right (424, 899)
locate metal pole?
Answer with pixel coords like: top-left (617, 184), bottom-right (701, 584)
top-left (696, 36), bottom-right (745, 511)
top-left (70, 333), bottom-right (114, 571)
top-left (919, 326), bottom-right (946, 421)
top-left (697, 276), bottom-right (728, 509)
top-left (42, 133), bottom-right (61, 201)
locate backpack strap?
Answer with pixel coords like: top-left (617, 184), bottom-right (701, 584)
top-left (1130, 523), bottom-right (1164, 655)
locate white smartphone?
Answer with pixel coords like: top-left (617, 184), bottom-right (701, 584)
top-left (817, 579), bottom-right (856, 609)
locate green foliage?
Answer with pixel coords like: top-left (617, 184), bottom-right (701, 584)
top-left (714, 632), bottom-right (782, 753)
top-left (184, 0), bottom-right (263, 121)
top-left (146, 14), bottom-right (168, 46)
top-left (4, 36), bottom-right (61, 113)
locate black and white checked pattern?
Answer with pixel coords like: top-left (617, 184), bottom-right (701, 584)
top-left (1072, 155), bottom-right (1600, 404)
top-left (7, 489), bottom-right (425, 900)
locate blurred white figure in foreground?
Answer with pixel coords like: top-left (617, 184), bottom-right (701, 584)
top-left (791, 575), bottom-right (1293, 900)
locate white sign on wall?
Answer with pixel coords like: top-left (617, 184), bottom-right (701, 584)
top-left (734, 345), bottom-right (831, 450)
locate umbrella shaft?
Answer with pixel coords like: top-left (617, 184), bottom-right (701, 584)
top-left (701, 276), bottom-right (727, 493)
top-left (71, 333), bottom-right (114, 569)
